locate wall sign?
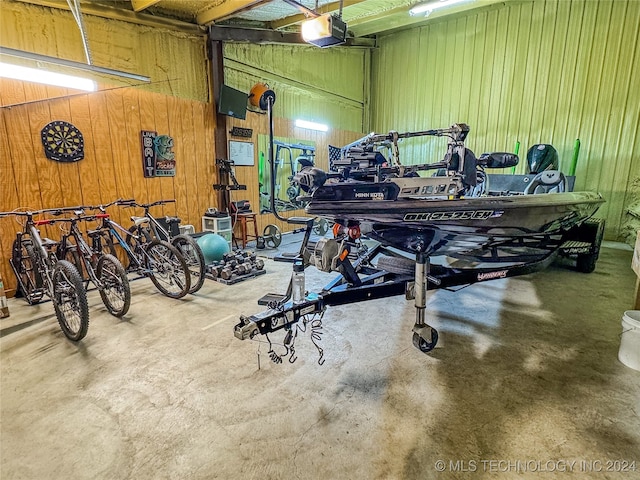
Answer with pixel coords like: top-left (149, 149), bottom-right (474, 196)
top-left (41, 121), bottom-right (84, 162)
top-left (141, 130), bottom-right (157, 177)
top-left (229, 140), bottom-right (254, 166)
top-left (140, 130), bottom-right (176, 177)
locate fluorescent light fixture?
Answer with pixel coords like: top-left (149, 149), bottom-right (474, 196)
top-left (409, 0), bottom-right (473, 16)
top-left (301, 14), bottom-right (347, 48)
top-left (0, 62), bottom-right (96, 91)
top-left (0, 47), bottom-right (150, 84)
top-left (295, 119), bottom-right (329, 132)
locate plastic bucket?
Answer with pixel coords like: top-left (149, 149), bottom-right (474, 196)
top-left (619, 310), bottom-right (640, 371)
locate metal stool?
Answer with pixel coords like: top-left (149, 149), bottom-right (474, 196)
top-left (236, 213), bottom-right (259, 248)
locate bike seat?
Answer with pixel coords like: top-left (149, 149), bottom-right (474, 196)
top-left (42, 238), bottom-right (59, 249)
top-left (130, 216), bottom-right (150, 226)
top-left (164, 216), bottom-right (181, 224)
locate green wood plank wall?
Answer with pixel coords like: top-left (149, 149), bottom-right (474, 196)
top-left (223, 43), bottom-right (369, 134)
top-left (370, 0), bottom-right (640, 243)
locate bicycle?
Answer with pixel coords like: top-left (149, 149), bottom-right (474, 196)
top-left (87, 200), bottom-right (191, 299)
top-left (55, 208), bottom-right (131, 317)
top-left (2, 208), bottom-right (90, 341)
top-left (121, 199), bottom-right (206, 294)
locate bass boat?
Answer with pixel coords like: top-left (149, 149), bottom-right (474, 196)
top-left (233, 124), bottom-right (605, 360)
top-left (298, 123), bottom-right (604, 260)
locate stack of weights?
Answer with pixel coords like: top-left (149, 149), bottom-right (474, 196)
top-left (208, 250), bottom-right (265, 282)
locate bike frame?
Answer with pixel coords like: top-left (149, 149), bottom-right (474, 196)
top-left (58, 212), bottom-right (108, 288)
top-left (97, 214), bottom-right (152, 274)
top-left (23, 217), bottom-right (56, 298)
top-left (129, 200), bottom-right (176, 243)
top-left (7, 206), bottom-right (80, 300)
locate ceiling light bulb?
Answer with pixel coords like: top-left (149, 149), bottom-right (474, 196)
top-left (301, 16), bottom-right (331, 42)
top-left (301, 14), bottom-right (346, 48)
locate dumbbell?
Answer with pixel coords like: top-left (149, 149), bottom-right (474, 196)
top-left (209, 265), bottom-right (224, 278)
top-left (220, 267), bottom-right (233, 280)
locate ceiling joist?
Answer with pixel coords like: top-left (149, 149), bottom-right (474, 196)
top-left (130, 0), bottom-right (162, 13)
top-left (196, 0), bottom-right (272, 26)
top-left (208, 25), bottom-right (375, 47)
top-left (14, 0), bottom-right (204, 34)
top-left (270, 0), bottom-right (366, 30)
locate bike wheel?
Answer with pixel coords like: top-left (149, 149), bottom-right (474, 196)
top-left (144, 240), bottom-right (190, 299)
top-left (97, 254), bottom-right (131, 317)
top-left (11, 238), bottom-right (44, 304)
top-left (62, 243), bottom-right (88, 285)
top-left (90, 229), bottom-right (116, 259)
top-left (126, 225), bottom-right (153, 246)
top-left (125, 226), bottom-right (152, 271)
top-left (171, 234), bottom-right (206, 294)
top-left (52, 260), bottom-right (89, 341)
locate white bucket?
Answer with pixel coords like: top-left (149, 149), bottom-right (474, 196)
top-left (619, 310), bottom-right (640, 371)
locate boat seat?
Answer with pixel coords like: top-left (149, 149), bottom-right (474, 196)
top-left (524, 170), bottom-right (567, 194)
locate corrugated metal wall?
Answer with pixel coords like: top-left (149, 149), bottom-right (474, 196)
top-left (370, 0), bottom-right (640, 242)
top-left (223, 43), bottom-right (369, 133)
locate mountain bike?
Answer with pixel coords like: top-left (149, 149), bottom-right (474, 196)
top-left (55, 208), bottom-right (131, 317)
top-left (3, 208), bottom-right (89, 341)
top-left (87, 200), bottom-right (191, 299)
top-left (121, 199), bottom-right (206, 294)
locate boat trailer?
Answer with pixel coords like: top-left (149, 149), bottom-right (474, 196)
top-left (233, 218), bottom-right (576, 363)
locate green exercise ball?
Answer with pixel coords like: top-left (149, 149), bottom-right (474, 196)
top-left (197, 233), bottom-right (230, 264)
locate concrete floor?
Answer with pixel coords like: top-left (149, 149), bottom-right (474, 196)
top-left (1, 240), bottom-right (639, 480)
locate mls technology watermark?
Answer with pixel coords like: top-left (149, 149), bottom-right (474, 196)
top-left (433, 459), bottom-right (637, 474)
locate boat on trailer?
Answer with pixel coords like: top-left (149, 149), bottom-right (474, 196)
top-left (233, 124), bottom-right (605, 361)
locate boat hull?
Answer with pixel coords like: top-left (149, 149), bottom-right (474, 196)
top-left (305, 185), bottom-right (604, 255)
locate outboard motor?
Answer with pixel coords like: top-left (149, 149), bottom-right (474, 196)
top-left (527, 144), bottom-right (559, 173)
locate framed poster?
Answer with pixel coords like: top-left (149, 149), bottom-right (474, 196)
top-left (229, 140), bottom-right (254, 166)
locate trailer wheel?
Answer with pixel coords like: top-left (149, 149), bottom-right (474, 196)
top-left (413, 330), bottom-right (438, 353)
top-left (576, 253), bottom-right (598, 273)
top-left (575, 218), bottom-right (604, 273)
top-left (376, 255), bottom-right (415, 276)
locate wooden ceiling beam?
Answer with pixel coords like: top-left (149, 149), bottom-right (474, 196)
top-left (269, 0), bottom-right (366, 30)
top-left (130, 0), bottom-right (162, 13)
top-left (196, 0), bottom-right (272, 26)
top-left (209, 25), bottom-right (305, 44)
top-left (14, 0), bottom-right (204, 34)
top-left (208, 25), bottom-right (375, 47)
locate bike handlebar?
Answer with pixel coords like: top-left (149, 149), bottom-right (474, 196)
top-left (119, 199), bottom-right (176, 209)
top-left (84, 198), bottom-right (134, 211)
top-left (0, 205), bottom-right (82, 218)
top-left (143, 199), bottom-right (176, 208)
top-left (1, 197), bottom-right (177, 219)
